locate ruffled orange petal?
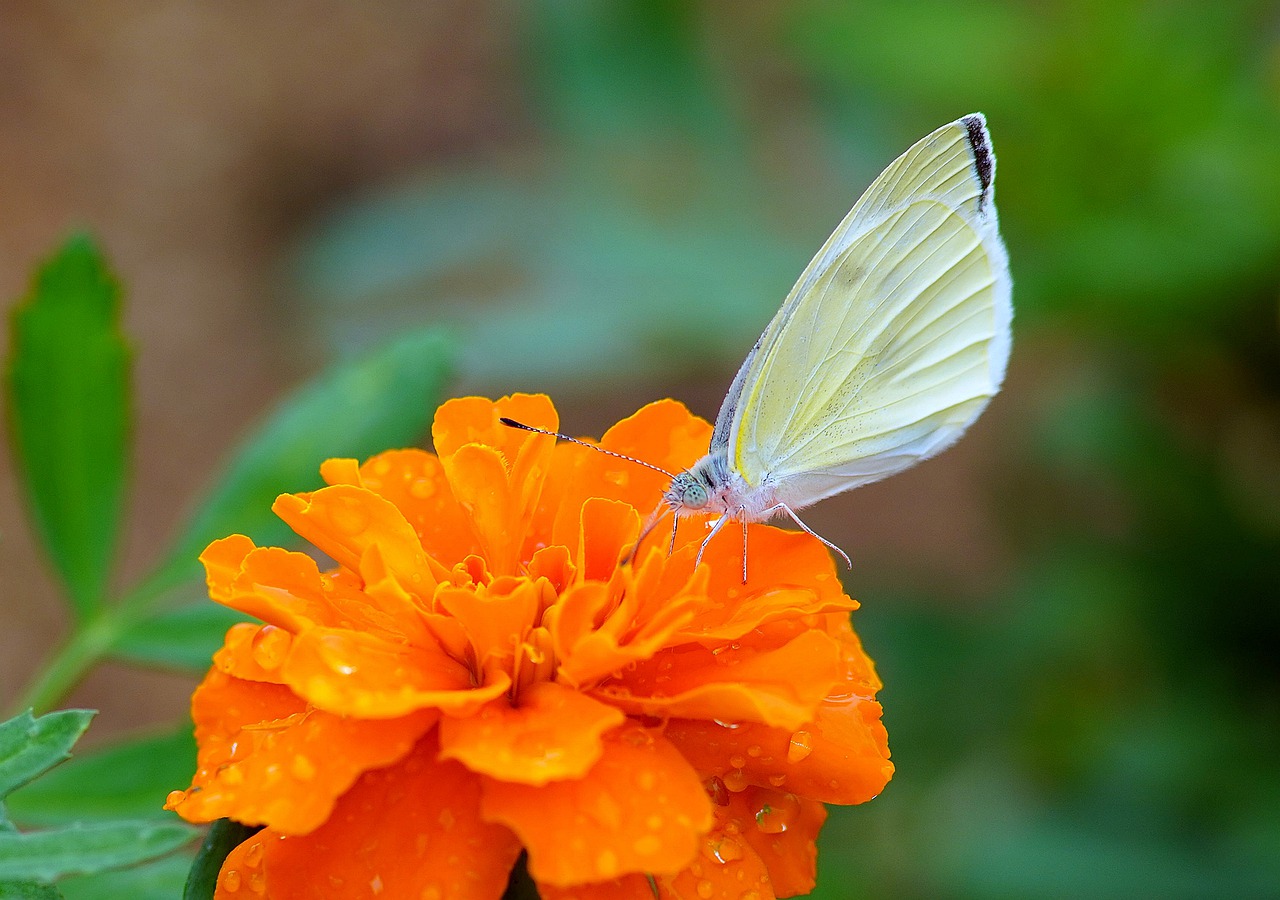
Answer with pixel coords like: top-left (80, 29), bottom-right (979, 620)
top-left (273, 485), bottom-right (436, 601)
top-left (595, 629), bottom-right (842, 730)
top-left (432, 394), bottom-right (559, 574)
top-left (281, 626), bottom-right (510, 718)
top-left (327, 449), bottom-right (482, 569)
top-left (212, 623), bottom-right (290, 684)
top-left (735, 788), bottom-right (827, 898)
top-left (662, 696), bottom-right (893, 806)
top-left (214, 733), bottom-right (521, 900)
top-left (659, 794), bottom-right (777, 900)
top-left (673, 529), bottom-right (854, 645)
top-left (167, 670), bottom-right (436, 833)
top-left (436, 576), bottom-right (547, 673)
top-left (439, 681), bottom-right (624, 785)
top-left (554, 555), bottom-right (703, 690)
top-left (480, 724), bottom-right (714, 887)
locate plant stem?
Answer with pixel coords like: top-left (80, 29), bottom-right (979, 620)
top-left (7, 580), bottom-right (167, 716)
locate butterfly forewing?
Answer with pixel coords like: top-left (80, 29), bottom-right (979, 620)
top-left (724, 115), bottom-right (1011, 508)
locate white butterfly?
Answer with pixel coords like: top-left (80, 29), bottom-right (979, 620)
top-left (508, 114), bottom-right (1012, 581)
top-left (657, 113), bottom-right (1012, 577)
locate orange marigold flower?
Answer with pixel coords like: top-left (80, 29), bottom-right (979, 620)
top-left (166, 394), bottom-right (893, 899)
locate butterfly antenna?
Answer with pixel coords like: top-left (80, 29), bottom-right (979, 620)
top-left (499, 417), bottom-right (677, 479)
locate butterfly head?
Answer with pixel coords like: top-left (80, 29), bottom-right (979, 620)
top-left (665, 470), bottom-right (710, 513)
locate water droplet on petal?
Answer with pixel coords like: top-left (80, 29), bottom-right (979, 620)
top-left (767, 774), bottom-right (787, 787)
top-left (703, 834), bottom-right (744, 864)
top-left (729, 754), bottom-right (747, 769)
top-left (221, 869), bottom-right (242, 893)
top-left (746, 745), bottom-right (762, 758)
top-left (633, 835), bottom-right (662, 856)
top-left (596, 849), bottom-right (619, 877)
top-left (290, 756), bottom-right (316, 781)
top-left (787, 731), bottom-right (813, 763)
top-left (696, 880), bottom-right (715, 898)
top-left (244, 841), bottom-right (264, 866)
top-left (753, 792), bottom-right (800, 834)
top-left (722, 769), bottom-right (748, 792)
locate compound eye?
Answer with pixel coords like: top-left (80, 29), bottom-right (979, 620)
top-left (682, 481), bottom-right (709, 509)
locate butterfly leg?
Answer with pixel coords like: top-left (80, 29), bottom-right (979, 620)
top-left (739, 507), bottom-right (749, 584)
top-left (668, 515), bottom-right (679, 556)
top-left (766, 504), bottom-right (852, 569)
top-left (694, 514), bottom-right (730, 569)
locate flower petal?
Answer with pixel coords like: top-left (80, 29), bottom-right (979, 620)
top-left (480, 724), bottom-right (714, 887)
top-left (334, 448), bottom-right (482, 569)
top-left (595, 629), bottom-right (843, 730)
top-left (282, 626), bottom-right (510, 718)
top-left (273, 484), bottom-right (436, 601)
top-left (167, 669), bottom-right (436, 834)
top-left (439, 681), bottom-right (624, 785)
top-left (214, 733), bottom-right (521, 900)
top-left (662, 696), bottom-right (893, 806)
top-left (735, 788), bottom-right (827, 898)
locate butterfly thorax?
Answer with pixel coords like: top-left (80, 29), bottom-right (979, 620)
top-left (664, 450), bottom-right (780, 521)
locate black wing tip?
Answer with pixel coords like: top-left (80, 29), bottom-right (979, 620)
top-left (960, 113), bottom-right (995, 209)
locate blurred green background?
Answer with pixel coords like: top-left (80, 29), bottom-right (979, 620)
top-left (3, 1), bottom-right (1279, 897)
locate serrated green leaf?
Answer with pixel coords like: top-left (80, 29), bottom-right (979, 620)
top-left (6, 234), bottom-right (132, 617)
top-left (183, 820), bottom-right (257, 900)
top-left (0, 879), bottom-right (62, 899)
top-left (130, 328), bottom-right (454, 601)
top-left (110, 603), bottom-right (246, 673)
top-left (60, 853), bottom-right (190, 900)
top-left (0, 712), bottom-right (94, 802)
top-left (6, 729), bottom-right (194, 827)
top-left (0, 822), bottom-right (194, 882)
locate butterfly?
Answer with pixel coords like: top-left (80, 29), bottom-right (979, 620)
top-left (507, 114), bottom-right (1012, 581)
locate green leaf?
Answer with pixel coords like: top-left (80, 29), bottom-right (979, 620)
top-left (6, 729), bottom-right (194, 827)
top-left (131, 327), bottom-right (454, 601)
top-left (183, 820), bottom-right (257, 900)
top-left (0, 822), bottom-right (194, 882)
top-left (60, 853), bottom-right (190, 900)
top-left (110, 604), bottom-right (246, 673)
top-left (0, 712), bottom-right (94, 802)
top-left (0, 880), bottom-right (62, 899)
top-left (6, 234), bottom-right (132, 617)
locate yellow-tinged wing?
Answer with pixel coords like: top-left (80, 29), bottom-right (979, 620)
top-left (720, 114), bottom-right (1011, 506)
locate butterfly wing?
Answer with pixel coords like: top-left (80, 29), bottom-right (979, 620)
top-left (723, 114), bottom-right (1012, 507)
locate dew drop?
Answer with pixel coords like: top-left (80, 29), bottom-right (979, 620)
top-left (786, 731), bottom-right (813, 763)
top-left (767, 774), bottom-right (787, 788)
top-left (746, 745), bottom-right (762, 758)
top-left (596, 849), bottom-right (619, 877)
top-left (729, 754), bottom-right (747, 769)
top-left (290, 755), bottom-right (316, 781)
top-left (438, 807), bottom-right (456, 831)
top-left (633, 834), bottom-right (662, 856)
top-left (696, 880), bottom-right (715, 899)
top-left (637, 770), bottom-right (656, 791)
top-left (421, 887), bottom-right (443, 900)
top-left (165, 789), bottom-right (185, 807)
top-left (221, 869), bottom-right (242, 893)
top-left (704, 835), bottom-right (744, 864)
top-left (330, 498), bottom-right (372, 535)
top-left (248, 869), bottom-right (267, 894)
top-left (410, 479), bottom-right (436, 500)
top-left (605, 470), bottom-right (629, 487)
top-left (244, 841), bottom-right (264, 867)
top-left (753, 792), bottom-right (800, 834)
top-left (722, 769), bottom-right (748, 792)
top-left (646, 814), bottom-right (664, 830)
top-left (713, 719), bottom-right (741, 730)
top-left (740, 891), bottom-right (762, 900)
